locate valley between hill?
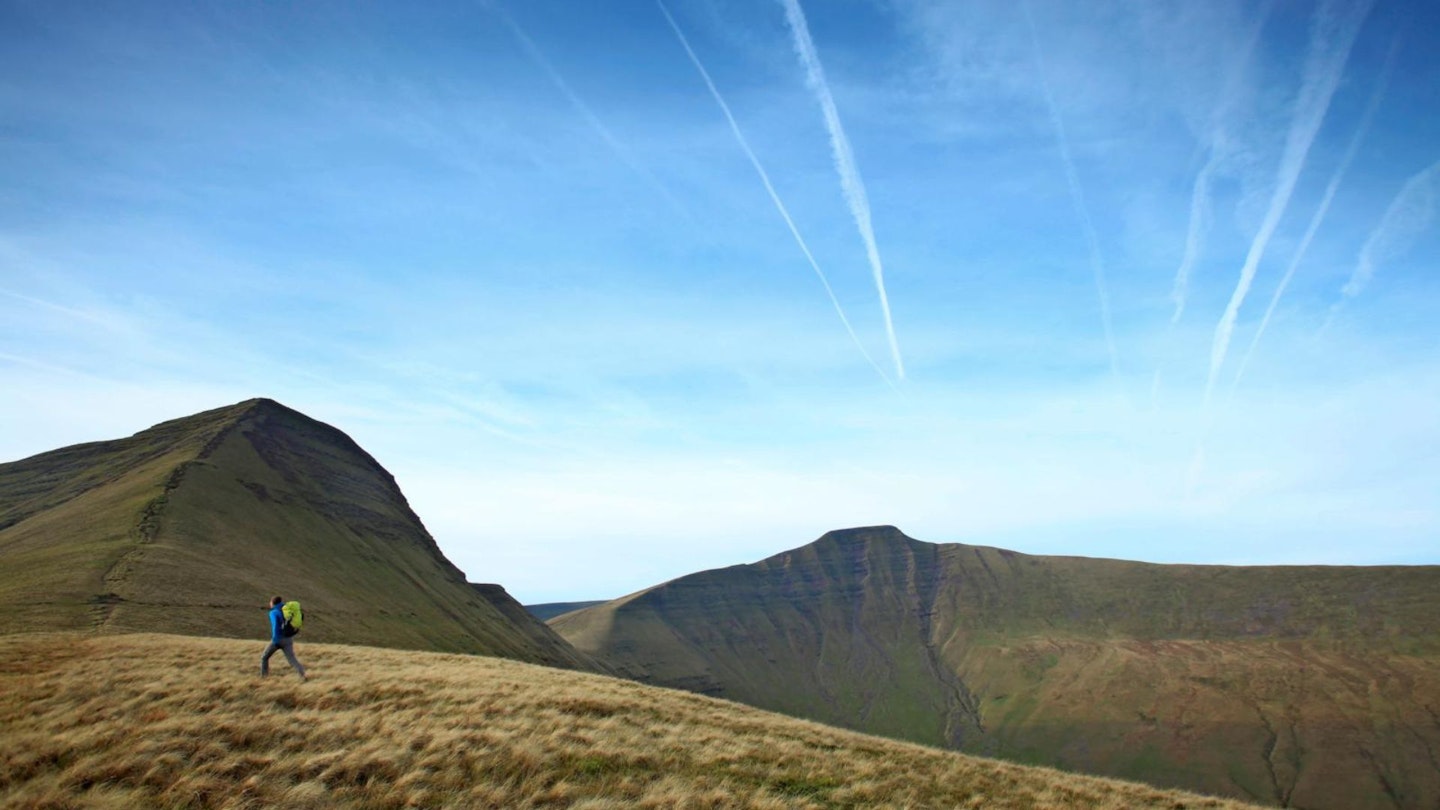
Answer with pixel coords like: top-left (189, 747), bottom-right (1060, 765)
top-left (0, 632), bottom-right (1262, 810)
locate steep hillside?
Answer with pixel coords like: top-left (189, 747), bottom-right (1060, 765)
top-left (553, 526), bottom-right (1440, 809)
top-left (0, 632), bottom-right (1261, 810)
top-left (0, 399), bottom-right (599, 670)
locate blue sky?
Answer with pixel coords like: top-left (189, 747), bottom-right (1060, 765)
top-left (2, 0), bottom-right (1438, 603)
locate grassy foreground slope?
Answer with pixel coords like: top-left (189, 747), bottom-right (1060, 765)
top-left (0, 633), bottom-right (1261, 810)
top-left (553, 526), bottom-right (1440, 809)
top-left (0, 399), bottom-right (597, 669)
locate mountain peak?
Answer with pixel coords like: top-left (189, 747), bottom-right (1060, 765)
top-left (233, 396), bottom-right (290, 416)
top-left (814, 525), bottom-right (915, 548)
top-left (0, 399), bottom-right (604, 670)
top-left (220, 397), bottom-right (325, 431)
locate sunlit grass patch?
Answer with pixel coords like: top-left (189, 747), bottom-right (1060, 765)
top-left (0, 632), bottom-right (1261, 809)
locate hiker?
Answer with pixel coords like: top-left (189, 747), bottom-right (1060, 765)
top-left (260, 595), bottom-right (307, 681)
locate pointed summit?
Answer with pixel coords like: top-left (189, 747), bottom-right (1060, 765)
top-left (0, 399), bottom-right (603, 670)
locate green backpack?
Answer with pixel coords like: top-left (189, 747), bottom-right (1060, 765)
top-left (281, 600), bottom-right (303, 637)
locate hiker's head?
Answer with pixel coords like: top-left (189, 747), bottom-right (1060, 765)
top-left (271, 596), bottom-right (283, 607)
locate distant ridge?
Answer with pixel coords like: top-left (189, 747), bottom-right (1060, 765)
top-left (526, 600), bottom-right (608, 622)
top-left (0, 398), bottom-right (603, 670)
top-left (553, 525), bottom-right (1440, 809)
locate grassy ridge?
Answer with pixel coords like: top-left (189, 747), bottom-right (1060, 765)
top-left (0, 632), bottom-right (1262, 810)
top-left (553, 526), bottom-right (1440, 809)
top-left (0, 402), bottom-right (238, 633)
top-left (0, 399), bottom-right (600, 670)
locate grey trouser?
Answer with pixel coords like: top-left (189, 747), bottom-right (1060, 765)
top-left (260, 637), bottom-right (306, 678)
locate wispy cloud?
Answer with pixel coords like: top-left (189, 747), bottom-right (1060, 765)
top-left (778, 0), bottom-right (905, 381)
top-left (1338, 159), bottom-right (1440, 303)
top-left (1204, 0), bottom-right (1373, 404)
top-left (655, 0), bottom-right (895, 388)
top-left (1021, 0), bottom-right (1119, 382)
top-left (0, 287), bottom-right (125, 331)
top-left (1231, 36), bottom-right (1400, 394)
top-left (1168, 1), bottom-right (1273, 325)
top-left (485, 2), bottom-right (691, 218)
top-left (1170, 153), bottom-right (1218, 325)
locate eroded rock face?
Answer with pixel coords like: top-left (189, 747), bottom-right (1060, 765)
top-left (553, 525), bottom-right (1440, 810)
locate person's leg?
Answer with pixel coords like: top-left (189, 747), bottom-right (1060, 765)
top-left (260, 642), bottom-right (280, 676)
top-left (279, 638), bottom-right (307, 680)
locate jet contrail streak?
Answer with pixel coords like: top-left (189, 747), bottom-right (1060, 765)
top-left (1339, 160), bottom-right (1440, 302)
top-left (1169, 1), bottom-right (1274, 324)
top-left (1170, 153), bottom-right (1218, 325)
top-left (655, 0), bottom-right (895, 388)
top-left (1022, 0), bottom-right (1120, 382)
top-left (779, 0), bottom-right (905, 380)
top-left (0, 287), bottom-right (116, 328)
top-left (489, 2), bottom-right (691, 218)
top-left (1204, 0), bottom-right (1373, 405)
top-left (1230, 37), bottom-right (1399, 395)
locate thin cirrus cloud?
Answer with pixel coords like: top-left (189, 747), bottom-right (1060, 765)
top-left (484, 2), bottom-right (692, 219)
top-left (1338, 159), bottom-right (1440, 306)
top-left (1020, 0), bottom-right (1119, 384)
top-left (1229, 36), bottom-right (1400, 396)
top-left (1204, 0), bottom-right (1374, 405)
top-left (1167, 0), bottom-right (1274, 326)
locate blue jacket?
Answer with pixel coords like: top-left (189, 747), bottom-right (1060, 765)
top-left (269, 605), bottom-right (286, 644)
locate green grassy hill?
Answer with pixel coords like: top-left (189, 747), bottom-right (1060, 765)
top-left (552, 525), bottom-right (1440, 809)
top-left (0, 399), bottom-right (601, 670)
top-left (0, 632), bottom-right (1263, 810)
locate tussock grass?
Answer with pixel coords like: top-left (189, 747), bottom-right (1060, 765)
top-left (0, 633), bottom-right (1260, 809)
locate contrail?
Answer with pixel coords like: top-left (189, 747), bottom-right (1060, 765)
top-left (1169, 1), bottom-right (1274, 324)
top-left (0, 287), bottom-right (116, 329)
top-left (1022, 0), bottom-right (1120, 382)
top-left (1230, 37), bottom-right (1399, 394)
top-left (778, 0), bottom-right (905, 380)
top-left (1203, 0), bottom-right (1373, 405)
top-left (1170, 152), bottom-right (1219, 325)
top-left (1338, 160), bottom-right (1440, 304)
top-left (487, 2), bottom-right (692, 218)
top-left (655, 0), bottom-right (896, 387)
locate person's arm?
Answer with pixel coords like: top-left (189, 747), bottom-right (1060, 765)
top-left (270, 608), bottom-right (283, 643)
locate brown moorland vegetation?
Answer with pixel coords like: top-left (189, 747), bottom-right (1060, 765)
top-left (555, 526), bottom-right (1440, 808)
top-left (0, 633), bottom-right (1262, 810)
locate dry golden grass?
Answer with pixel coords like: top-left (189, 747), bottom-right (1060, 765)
top-left (0, 633), bottom-right (1262, 810)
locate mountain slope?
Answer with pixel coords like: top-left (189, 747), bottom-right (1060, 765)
top-left (0, 632), bottom-right (1261, 810)
top-left (0, 398), bottom-right (599, 670)
top-left (552, 525), bottom-right (1440, 809)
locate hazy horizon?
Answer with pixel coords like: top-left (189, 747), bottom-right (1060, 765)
top-left (3, 0), bottom-right (1438, 604)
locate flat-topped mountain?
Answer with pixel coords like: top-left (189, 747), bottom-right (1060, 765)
top-left (552, 525), bottom-right (1440, 809)
top-left (0, 398), bottom-right (601, 670)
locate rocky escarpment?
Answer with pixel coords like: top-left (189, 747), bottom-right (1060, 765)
top-left (553, 525), bottom-right (1440, 809)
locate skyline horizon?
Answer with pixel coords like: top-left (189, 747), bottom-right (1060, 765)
top-left (3, 0), bottom-right (1437, 604)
